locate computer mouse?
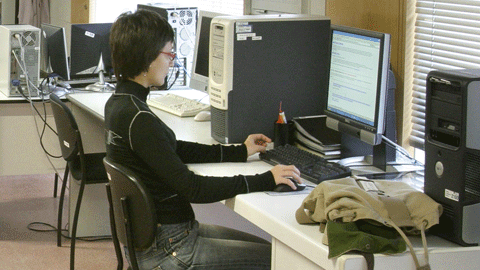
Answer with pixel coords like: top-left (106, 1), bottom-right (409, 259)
top-left (194, 110), bottom-right (211, 121)
top-left (56, 82), bottom-right (72, 90)
top-left (273, 181), bottom-right (306, 193)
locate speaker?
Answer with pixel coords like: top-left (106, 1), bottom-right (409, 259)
top-left (0, 25), bottom-right (41, 97)
top-left (137, 4), bottom-right (197, 87)
top-left (424, 69), bottom-right (480, 246)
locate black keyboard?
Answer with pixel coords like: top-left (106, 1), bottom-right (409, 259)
top-left (62, 77), bottom-right (116, 88)
top-left (259, 144), bottom-right (351, 184)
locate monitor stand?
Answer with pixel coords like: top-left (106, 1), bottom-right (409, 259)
top-left (372, 69), bottom-right (397, 171)
top-left (38, 76), bottom-right (70, 97)
top-left (372, 140), bottom-right (394, 172)
top-left (85, 54), bottom-right (115, 92)
top-left (338, 136), bottom-right (396, 172)
top-left (85, 70), bottom-right (115, 92)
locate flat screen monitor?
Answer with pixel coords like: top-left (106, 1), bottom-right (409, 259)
top-left (40, 24), bottom-right (70, 80)
top-left (325, 25), bottom-right (391, 146)
top-left (189, 10), bottom-right (226, 92)
top-left (70, 23), bottom-right (113, 79)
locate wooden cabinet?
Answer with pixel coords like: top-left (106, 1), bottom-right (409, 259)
top-left (71, 0), bottom-right (89, 23)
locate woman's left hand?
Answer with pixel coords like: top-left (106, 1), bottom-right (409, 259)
top-left (244, 134), bottom-right (272, 156)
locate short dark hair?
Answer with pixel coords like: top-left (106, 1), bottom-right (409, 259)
top-left (110, 9), bottom-right (174, 81)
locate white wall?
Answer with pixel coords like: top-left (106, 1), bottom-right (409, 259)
top-left (90, 0), bottom-right (245, 23)
top-left (50, 0), bottom-right (72, 54)
top-left (248, 0), bottom-right (325, 15)
top-left (0, 0), bottom-right (17, 24)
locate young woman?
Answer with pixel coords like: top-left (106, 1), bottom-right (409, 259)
top-left (105, 9), bottom-right (301, 269)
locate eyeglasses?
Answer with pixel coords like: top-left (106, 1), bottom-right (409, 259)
top-left (160, 51), bottom-right (176, 61)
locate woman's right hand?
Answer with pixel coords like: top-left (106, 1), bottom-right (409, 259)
top-left (270, 165), bottom-right (302, 190)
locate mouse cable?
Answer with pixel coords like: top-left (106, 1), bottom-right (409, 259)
top-left (196, 93), bottom-right (210, 103)
top-left (27, 222), bottom-right (112, 242)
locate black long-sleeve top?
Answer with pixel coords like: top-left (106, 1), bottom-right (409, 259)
top-left (104, 80), bottom-right (276, 224)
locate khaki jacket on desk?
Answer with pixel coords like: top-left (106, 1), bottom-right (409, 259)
top-left (295, 176), bottom-right (443, 270)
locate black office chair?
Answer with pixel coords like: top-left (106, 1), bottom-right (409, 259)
top-left (49, 93), bottom-right (108, 270)
top-left (103, 157), bottom-right (157, 270)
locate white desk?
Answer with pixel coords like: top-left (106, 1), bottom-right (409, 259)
top-left (67, 91), bottom-right (480, 270)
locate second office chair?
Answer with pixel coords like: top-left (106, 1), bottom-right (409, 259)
top-left (49, 93), bottom-right (109, 270)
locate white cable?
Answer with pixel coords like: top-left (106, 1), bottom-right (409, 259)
top-left (12, 33), bottom-right (67, 187)
top-left (197, 93), bottom-right (209, 103)
top-left (381, 135), bottom-right (423, 166)
top-left (11, 49), bottom-right (42, 95)
top-left (169, 11), bottom-right (195, 82)
top-left (13, 34), bottom-right (35, 100)
top-left (171, 12), bottom-right (195, 45)
top-left (179, 22), bottom-right (195, 45)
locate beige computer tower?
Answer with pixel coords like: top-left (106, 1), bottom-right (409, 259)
top-left (208, 14), bottom-right (331, 143)
top-left (0, 25), bottom-right (40, 97)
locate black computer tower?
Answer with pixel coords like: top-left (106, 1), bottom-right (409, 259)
top-left (424, 69), bottom-right (480, 246)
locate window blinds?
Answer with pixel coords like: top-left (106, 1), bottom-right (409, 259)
top-left (410, 0), bottom-right (480, 148)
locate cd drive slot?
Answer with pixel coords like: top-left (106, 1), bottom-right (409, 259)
top-left (429, 128), bottom-right (460, 147)
top-left (438, 119), bottom-right (460, 132)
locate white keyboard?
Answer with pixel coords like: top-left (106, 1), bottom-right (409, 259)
top-left (147, 93), bottom-right (210, 117)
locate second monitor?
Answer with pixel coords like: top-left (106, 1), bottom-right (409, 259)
top-left (70, 23), bottom-right (114, 91)
top-left (189, 10), bottom-right (226, 93)
top-left (40, 24), bottom-right (70, 81)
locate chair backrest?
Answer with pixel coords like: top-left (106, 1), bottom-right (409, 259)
top-left (49, 93), bottom-right (82, 161)
top-left (103, 157), bottom-right (157, 250)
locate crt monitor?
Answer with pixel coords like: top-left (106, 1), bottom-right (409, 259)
top-left (189, 10), bottom-right (226, 92)
top-left (325, 25), bottom-right (391, 147)
top-left (40, 24), bottom-right (70, 80)
top-left (70, 23), bottom-right (113, 79)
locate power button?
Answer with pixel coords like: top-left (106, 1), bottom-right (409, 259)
top-left (435, 161), bottom-right (444, 177)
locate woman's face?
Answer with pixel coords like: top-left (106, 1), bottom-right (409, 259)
top-left (145, 41), bottom-right (175, 87)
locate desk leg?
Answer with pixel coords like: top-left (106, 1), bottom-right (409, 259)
top-left (272, 238), bottom-right (324, 270)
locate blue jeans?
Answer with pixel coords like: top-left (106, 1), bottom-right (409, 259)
top-left (126, 220), bottom-right (272, 269)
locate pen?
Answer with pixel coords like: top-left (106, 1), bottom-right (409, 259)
top-left (276, 101), bottom-right (287, 124)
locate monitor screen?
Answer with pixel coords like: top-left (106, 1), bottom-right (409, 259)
top-left (189, 11), bottom-right (226, 92)
top-left (70, 23), bottom-right (113, 79)
top-left (40, 24), bottom-right (70, 80)
top-left (325, 25), bottom-right (391, 146)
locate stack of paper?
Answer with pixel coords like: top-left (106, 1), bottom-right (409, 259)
top-left (292, 115), bottom-right (342, 159)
